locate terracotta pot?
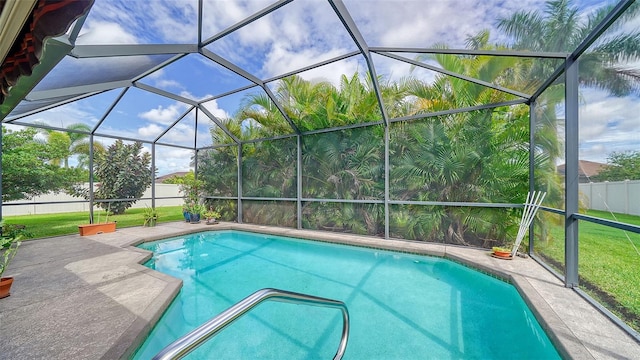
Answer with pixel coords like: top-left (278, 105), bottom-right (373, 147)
top-left (493, 249), bottom-right (512, 258)
top-left (0, 277), bottom-right (14, 299)
top-left (78, 222), bottom-right (117, 236)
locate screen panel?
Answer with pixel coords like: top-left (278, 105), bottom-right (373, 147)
top-left (302, 201), bottom-right (384, 237)
top-left (242, 138), bottom-right (297, 198)
top-left (242, 200), bottom-right (296, 228)
top-left (302, 126), bottom-right (384, 200)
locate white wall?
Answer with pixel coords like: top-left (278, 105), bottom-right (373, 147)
top-left (7, 180), bottom-right (636, 217)
top-left (2, 184), bottom-right (182, 216)
top-left (579, 180), bottom-right (640, 216)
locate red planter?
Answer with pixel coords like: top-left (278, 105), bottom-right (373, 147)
top-left (0, 277), bottom-right (14, 299)
top-left (493, 250), bottom-right (512, 257)
top-left (491, 248), bottom-right (513, 259)
top-left (78, 222), bottom-right (117, 236)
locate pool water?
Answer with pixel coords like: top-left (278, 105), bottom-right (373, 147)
top-left (133, 230), bottom-right (560, 359)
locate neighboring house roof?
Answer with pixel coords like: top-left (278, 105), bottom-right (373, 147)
top-left (156, 172), bottom-right (189, 183)
top-left (557, 160), bottom-right (608, 179)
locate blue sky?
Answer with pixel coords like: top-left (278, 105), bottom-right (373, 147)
top-left (8, 0), bottom-right (637, 175)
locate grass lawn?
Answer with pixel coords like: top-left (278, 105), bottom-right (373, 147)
top-left (535, 209), bottom-right (640, 332)
top-left (3, 206), bottom-right (185, 239)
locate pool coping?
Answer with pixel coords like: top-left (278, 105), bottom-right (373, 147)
top-left (3, 221), bottom-right (639, 359)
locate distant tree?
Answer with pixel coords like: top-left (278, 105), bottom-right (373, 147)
top-left (44, 131), bottom-right (72, 167)
top-left (497, 0), bottom-right (640, 199)
top-left (596, 151), bottom-right (640, 181)
top-left (160, 175), bottom-right (182, 184)
top-left (2, 127), bottom-right (84, 201)
top-left (35, 123), bottom-right (104, 169)
top-left (497, 0), bottom-right (640, 96)
top-left (92, 140), bottom-right (153, 214)
top-left (172, 171), bottom-right (204, 206)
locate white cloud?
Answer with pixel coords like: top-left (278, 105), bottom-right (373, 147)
top-left (202, 99), bottom-right (230, 119)
top-left (370, 53), bottom-right (437, 85)
top-left (153, 146), bottom-right (194, 176)
top-left (141, 143), bottom-right (193, 176)
top-left (77, 20), bottom-right (138, 44)
top-left (95, 125), bottom-right (141, 143)
top-left (236, 14), bottom-right (276, 46)
top-left (296, 58), bottom-right (362, 87)
top-left (263, 46), bottom-right (355, 83)
top-left (80, 0), bottom-right (198, 44)
top-left (13, 101), bottom-right (101, 130)
top-left (138, 123), bottom-right (165, 139)
top-left (578, 88), bottom-right (640, 163)
top-left (156, 79), bottom-right (184, 90)
top-left (145, 68), bottom-right (165, 80)
top-left (149, 1), bottom-right (198, 43)
top-left (347, 0), bottom-right (545, 48)
top-left (200, 0), bottom-right (274, 40)
top-left (156, 121), bottom-right (196, 146)
top-left (178, 90), bottom-right (216, 102)
top-left (207, 0), bottom-right (357, 78)
top-left (138, 103), bottom-right (186, 125)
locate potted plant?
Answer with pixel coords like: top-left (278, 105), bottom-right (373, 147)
top-left (189, 203), bottom-right (205, 224)
top-left (1, 222), bottom-right (24, 299)
top-left (203, 209), bottom-right (221, 225)
top-left (78, 205), bottom-right (117, 236)
top-left (182, 205), bottom-right (191, 222)
top-left (143, 206), bottom-right (159, 227)
top-left (177, 172), bottom-right (204, 223)
top-left (492, 246), bottom-right (513, 259)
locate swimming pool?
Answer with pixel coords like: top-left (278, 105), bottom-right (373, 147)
top-left (133, 230), bottom-right (560, 359)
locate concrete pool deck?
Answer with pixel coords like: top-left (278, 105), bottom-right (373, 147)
top-left (1, 222), bottom-right (638, 359)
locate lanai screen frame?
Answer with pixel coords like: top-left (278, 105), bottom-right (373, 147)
top-left (1, 0), bottom-right (639, 341)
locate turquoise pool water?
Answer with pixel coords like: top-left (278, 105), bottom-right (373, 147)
top-left (133, 230), bottom-right (560, 359)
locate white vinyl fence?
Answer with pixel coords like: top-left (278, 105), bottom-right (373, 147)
top-left (2, 184), bottom-right (182, 216)
top-left (5, 181), bottom-right (636, 216)
top-left (579, 180), bottom-right (640, 216)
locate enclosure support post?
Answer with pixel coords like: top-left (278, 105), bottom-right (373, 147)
top-left (151, 143), bottom-right (156, 209)
top-left (384, 125), bottom-right (390, 239)
top-left (89, 135), bottom-right (94, 224)
top-left (565, 58), bottom-right (580, 288)
top-left (528, 101), bottom-right (536, 256)
top-left (0, 127), bottom-right (3, 221)
top-left (237, 143), bottom-right (243, 224)
top-left (194, 148), bottom-right (199, 213)
top-left (297, 135), bottom-right (302, 230)
top-left (194, 149), bottom-right (199, 179)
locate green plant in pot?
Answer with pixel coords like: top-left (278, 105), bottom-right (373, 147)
top-left (176, 172), bottom-right (204, 223)
top-left (143, 206), bottom-right (159, 227)
top-left (203, 209), bottom-right (221, 225)
top-left (189, 203), bottom-right (205, 223)
top-left (182, 205), bottom-right (191, 222)
top-left (1, 222), bottom-right (25, 299)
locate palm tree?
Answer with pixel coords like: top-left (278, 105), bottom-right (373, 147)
top-left (497, 0), bottom-right (640, 96)
top-left (388, 33), bottom-right (533, 245)
top-left (497, 0), bottom-right (640, 204)
top-left (35, 123), bottom-right (103, 169)
top-left (202, 73), bottom-right (403, 234)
